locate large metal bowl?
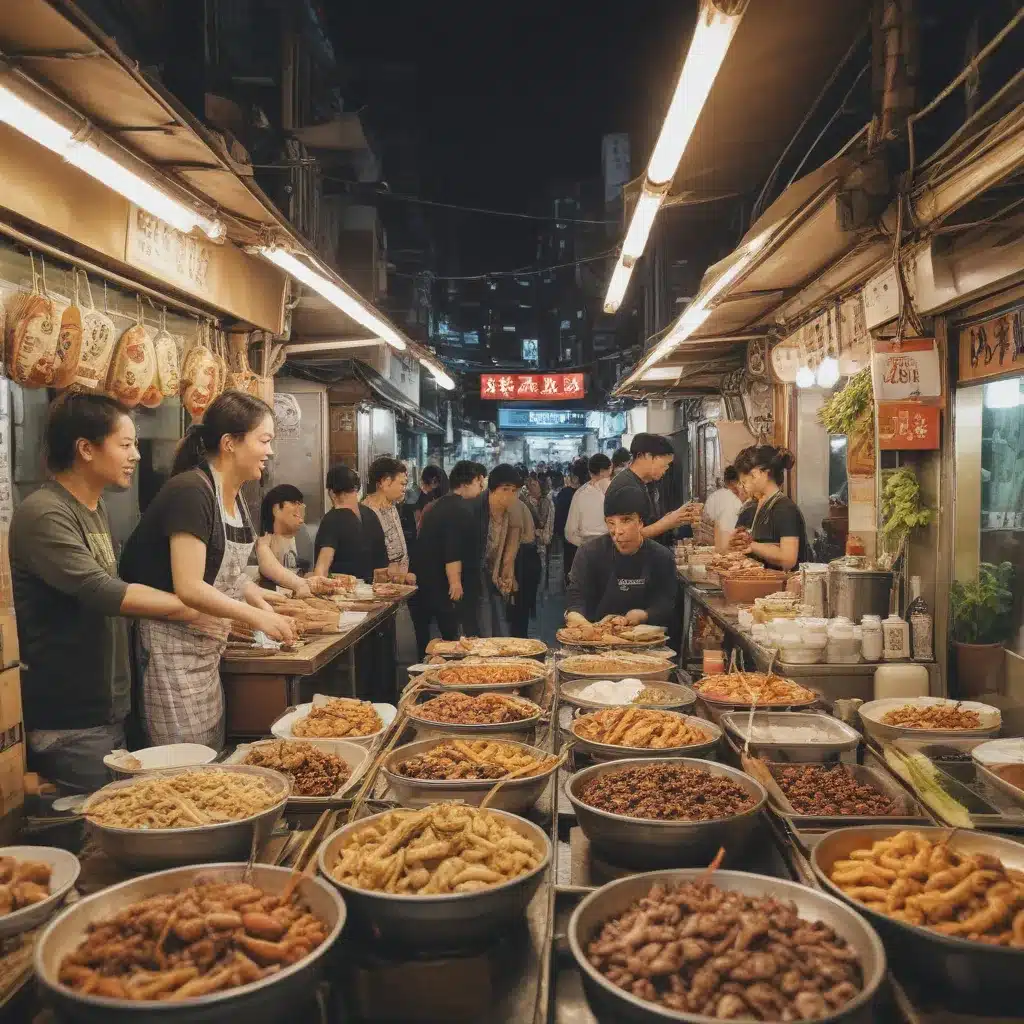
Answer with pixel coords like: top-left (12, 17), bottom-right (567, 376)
top-left (317, 807), bottom-right (550, 948)
top-left (34, 862), bottom-right (345, 1024)
top-left (560, 679), bottom-right (696, 712)
top-left (569, 711), bottom-right (721, 763)
top-left (720, 711), bottom-right (861, 762)
top-left (565, 757), bottom-right (767, 869)
top-left (556, 653), bottom-right (674, 681)
top-left (82, 765), bottom-right (290, 871)
top-left (857, 697), bottom-right (1001, 746)
top-left (811, 824), bottom-right (1024, 1006)
top-left (381, 736), bottom-right (557, 814)
top-left (404, 694), bottom-right (544, 742)
top-left (568, 869), bottom-right (886, 1024)
top-left (418, 659), bottom-right (548, 694)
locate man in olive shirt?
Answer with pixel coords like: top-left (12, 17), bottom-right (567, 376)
top-left (605, 433), bottom-right (692, 542)
top-left (11, 394), bottom-right (190, 792)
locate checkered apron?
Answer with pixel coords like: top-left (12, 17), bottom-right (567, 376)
top-left (138, 473), bottom-right (254, 749)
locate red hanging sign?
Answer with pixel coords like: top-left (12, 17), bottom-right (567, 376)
top-left (877, 402), bottom-right (941, 450)
top-left (479, 372), bottom-right (585, 400)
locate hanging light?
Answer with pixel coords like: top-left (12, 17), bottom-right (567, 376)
top-left (816, 356), bottom-right (840, 388)
top-left (0, 82), bottom-right (225, 239)
top-left (260, 246), bottom-right (407, 351)
top-left (603, 257), bottom-right (634, 313)
top-left (419, 357), bottom-right (455, 390)
top-left (795, 365), bottom-right (816, 388)
top-left (621, 187), bottom-right (666, 261)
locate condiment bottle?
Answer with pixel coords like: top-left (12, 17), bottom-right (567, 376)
top-left (860, 615), bottom-right (883, 662)
top-left (905, 576), bottom-right (933, 662)
top-left (882, 613), bottom-right (910, 661)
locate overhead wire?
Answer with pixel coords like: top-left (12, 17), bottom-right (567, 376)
top-left (392, 250), bottom-right (617, 281)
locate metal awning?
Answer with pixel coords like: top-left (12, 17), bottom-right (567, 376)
top-left (287, 359), bottom-right (444, 434)
top-left (0, 0), bottom-right (449, 375)
top-left (669, 0), bottom-right (871, 203)
top-left (616, 338), bottom-right (748, 397)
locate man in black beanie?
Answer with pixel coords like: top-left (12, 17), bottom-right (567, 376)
top-left (564, 483), bottom-right (677, 628)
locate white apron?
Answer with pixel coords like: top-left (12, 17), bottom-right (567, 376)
top-left (139, 473), bottom-right (254, 748)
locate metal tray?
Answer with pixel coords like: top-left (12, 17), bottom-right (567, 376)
top-left (757, 760), bottom-right (928, 830)
top-left (559, 678), bottom-right (696, 712)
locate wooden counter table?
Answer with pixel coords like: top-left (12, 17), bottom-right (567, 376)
top-left (220, 597), bottom-right (409, 737)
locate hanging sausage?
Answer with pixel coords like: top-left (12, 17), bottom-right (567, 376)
top-left (52, 270), bottom-right (84, 389)
top-left (153, 307), bottom-right (181, 398)
top-left (180, 322), bottom-right (219, 419)
top-left (7, 255), bottom-right (61, 388)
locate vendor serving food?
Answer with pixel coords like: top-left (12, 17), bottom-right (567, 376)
top-left (727, 445), bottom-right (809, 571)
top-left (565, 486), bottom-right (677, 629)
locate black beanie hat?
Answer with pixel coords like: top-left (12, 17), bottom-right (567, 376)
top-left (603, 485), bottom-right (649, 519)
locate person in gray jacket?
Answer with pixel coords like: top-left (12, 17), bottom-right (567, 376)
top-left (565, 485), bottom-right (677, 628)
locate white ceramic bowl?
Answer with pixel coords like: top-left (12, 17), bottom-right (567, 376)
top-left (103, 743), bottom-right (218, 778)
top-left (271, 701), bottom-right (397, 746)
top-left (224, 738), bottom-right (370, 804)
top-left (858, 697), bottom-right (1001, 745)
top-left (0, 846), bottom-right (81, 938)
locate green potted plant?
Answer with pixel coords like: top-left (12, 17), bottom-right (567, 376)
top-left (950, 561), bottom-right (1014, 697)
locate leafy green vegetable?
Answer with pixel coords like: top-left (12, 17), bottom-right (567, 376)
top-left (818, 368), bottom-right (873, 437)
top-left (880, 467), bottom-right (934, 544)
top-left (950, 561), bottom-right (1015, 645)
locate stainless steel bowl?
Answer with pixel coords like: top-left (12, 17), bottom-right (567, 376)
top-left (565, 758), bottom-right (766, 869)
top-left (568, 869), bottom-right (886, 1024)
top-left (34, 862), bottom-right (345, 1024)
top-left (317, 807), bottom-right (550, 948)
top-left (560, 679), bottom-right (696, 712)
top-left (811, 825), bottom-right (1024, 1006)
top-left (405, 694), bottom-right (544, 742)
top-left (569, 712), bottom-right (721, 763)
top-left (418, 660), bottom-right (548, 694)
top-left (381, 736), bottom-right (557, 814)
top-left (556, 654), bottom-right (674, 682)
top-left (83, 765), bottom-right (290, 871)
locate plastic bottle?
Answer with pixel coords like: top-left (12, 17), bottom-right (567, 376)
top-left (882, 613), bottom-right (910, 661)
top-left (860, 615), bottom-right (883, 662)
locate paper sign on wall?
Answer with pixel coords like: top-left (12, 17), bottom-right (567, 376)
top-left (877, 402), bottom-right (940, 450)
top-left (871, 339), bottom-right (941, 400)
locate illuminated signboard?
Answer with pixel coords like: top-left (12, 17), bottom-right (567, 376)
top-left (480, 372), bottom-right (585, 400)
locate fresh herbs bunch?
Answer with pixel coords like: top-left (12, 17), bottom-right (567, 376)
top-left (880, 467), bottom-right (934, 543)
top-left (818, 368), bottom-right (874, 436)
top-left (950, 561), bottom-right (1015, 645)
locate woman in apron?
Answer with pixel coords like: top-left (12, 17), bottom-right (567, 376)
top-left (730, 445), bottom-right (810, 571)
top-left (120, 391), bottom-right (296, 748)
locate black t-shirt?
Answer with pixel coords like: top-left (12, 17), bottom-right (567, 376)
top-left (120, 467), bottom-right (252, 592)
top-left (605, 468), bottom-right (655, 525)
top-left (553, 486), bottom-right (576, 538)
top-left (748, 493), bottom-right (810, 565)
top-left (566, 535), bottom-right (677, 626)
top-left (736, 500), bottom-right (756, 530)
top-left (410, 493), bottom-right (480, 598)
top-left (314, 506), bottom-right (387, 583)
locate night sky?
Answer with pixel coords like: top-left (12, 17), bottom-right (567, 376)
top-left (326, 0), bottom-right (697, 274)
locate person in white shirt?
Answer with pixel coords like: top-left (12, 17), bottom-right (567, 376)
top-left (565, 453), bottom-right (613, 548)
top-left (704, 465), bottom-right (746, 549)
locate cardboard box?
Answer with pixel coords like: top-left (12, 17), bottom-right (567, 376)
top-left (0, 741), bottom-right (25, 819)
top-left (0, 666), bottom-right (21, 736)
top-left (0, 608), bottom-right (18, 669)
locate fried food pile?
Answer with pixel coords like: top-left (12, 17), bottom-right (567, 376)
top-left (393, 739), bottom-right (558, 781)
top-left (0, 856), bottom-right (51, 915)
top-left (269, 596), bottom-right (342, 636)
top-left (586, 879), bottom-right (864, 1020)
top-left (429, 660), bottom-right (542, 687)
top-left (557, 623), bottom-right (666, 646)
top-left (695, 672), bottom-right (816, 706)
top-left (412, 692), bottom-right (537, 725)
top-left (426, 636), bottom-right (546, 658)
top-left (242, 740), bottom-right (351, 797)
top-left (57, 879), bottom-right (329, 1001)
top-left (330, 803), bottom-right (543, 894)
top-left (707, 553), bottom-right (761, 576)
top-left (85, 770), bottom-right (283, 829)
top-left (880, 703), bottom-right (983, 730)
top-left (578, 764), bottom-right (756, 821)
top-left (372, 582), bottom-right (409, 599)
top-left (558, 653), bottom-right (671, 676)
top-left (573, 708), bottom-right (711, 749)
top-left (829, 831), bottom-right (1024, 946)
top-left (770, 765), bottom-right (900, 817)
top-left (292, 698), bottom-right (382, 738)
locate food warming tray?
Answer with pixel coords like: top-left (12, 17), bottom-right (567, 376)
top-left (721, 710), bottom-right (861, 762)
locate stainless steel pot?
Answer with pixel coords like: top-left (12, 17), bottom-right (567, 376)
top-left (568, 869), bottom-right (886, 1024)
top-left (34, 862), bottom-right (345, 1024)
top-left (827, 563), bottom-right (893, 621)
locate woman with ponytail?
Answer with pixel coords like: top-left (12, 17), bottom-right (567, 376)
top-left (120, 391), bottom-right (296, 747)
top-left (729, 445), bottom-right (809, 571)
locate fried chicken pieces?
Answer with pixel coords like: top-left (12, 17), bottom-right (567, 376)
top-left (57, 879), bottom-right (328, 1002)
top-left (0, 856), bottom-right (51, 915)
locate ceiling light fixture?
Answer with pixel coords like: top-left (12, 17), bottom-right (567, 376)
top-left (260, 246), bottom-right (407, 351)
top-left (795, 366), bottom-right (816, 388)
top-left (0, 82), bottom-right (225, 239)
top-left (815, 356), bottom-right (840, 389)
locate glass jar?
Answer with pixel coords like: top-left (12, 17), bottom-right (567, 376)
top-left (882, 614), bottom-right (910, 661)
top-left (827, 617), bottom-right (861, 664)
top-left (861, 615), bottom-right (883, 661)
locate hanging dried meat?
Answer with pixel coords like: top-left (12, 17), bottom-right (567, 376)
top-left (8, 291), bottom-right (60, 387)
top-left (73, 278), bottom-right (117, 391)
top-left (52, 302), bottom-right (83, 390)
top-left (226, 331), bottom-right (261, 395)
top-left (107, 323), bottom-right (157, 408)
top-left (180, 325), bottom-right (219, 419)
top-left (153, 328), bottom-right (181, 397)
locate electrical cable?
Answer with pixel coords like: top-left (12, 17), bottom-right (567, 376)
top-left (392, 250), bottom-right (617, 281)
top-left (323, 176), bottom-right (618, 224)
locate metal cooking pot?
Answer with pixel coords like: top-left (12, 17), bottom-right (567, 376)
top-left (827, 563), bottom-right (893, 621)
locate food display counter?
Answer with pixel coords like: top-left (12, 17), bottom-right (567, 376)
top-left (4, 631), bottom-right (1024, 1024)
top-left (220, 595), bottom-right (412, 737)
top-left (680, 577), bottom-right (942, 703)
